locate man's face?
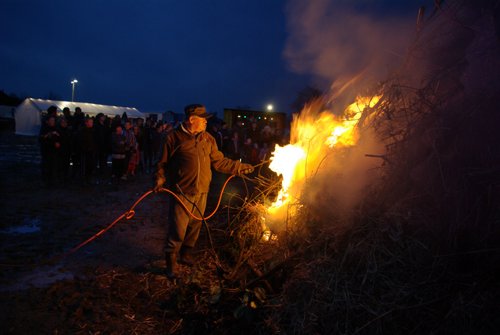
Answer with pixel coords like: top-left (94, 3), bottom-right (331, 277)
top-left (189, 116), bottom-right (207, 134)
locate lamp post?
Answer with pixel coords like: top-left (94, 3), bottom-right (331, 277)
top-left (266, 104), bottom-right (274, 112)
top-left (71, 79), bottom-right (78, 102)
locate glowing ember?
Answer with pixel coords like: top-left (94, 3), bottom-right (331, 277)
top-left (265, 94), bottom-right (381, 228)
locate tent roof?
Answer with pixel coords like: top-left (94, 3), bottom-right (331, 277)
top-left (25, 98), bottom-right (144, 118)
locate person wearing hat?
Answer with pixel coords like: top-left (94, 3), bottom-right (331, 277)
top-left (155, 104), bottom-right (254, 278)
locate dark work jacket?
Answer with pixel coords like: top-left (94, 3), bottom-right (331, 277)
top-left (111, 132), bottom-right (127, 155)
top-left (57, 125), bottom-right (72, 156)
top-left (39, 125), bottom-right (60, 156)
top-left (77, 126), bottom-right (97, 154)
top-left (94, 121), bottom-right (111, 154)
top-left (157, 124), bottom-right (243, 195)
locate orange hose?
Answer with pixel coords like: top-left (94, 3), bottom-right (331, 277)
top-left (67, 213), bottom-right (127, 255)
top-left (160, 174), bottom-right (236, 221)
top-left (65, 174), bottom-right (237, 256)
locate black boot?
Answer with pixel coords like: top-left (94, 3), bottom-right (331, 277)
top-left (179, 248), bottom-right (195, 266)
top-left (165, 253), bottom-right (178, 279)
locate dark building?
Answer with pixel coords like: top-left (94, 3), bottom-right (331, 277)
top-left (223, 107), bottom-right (287, 130)
top-left (162, 111), bottom-right (184, 124)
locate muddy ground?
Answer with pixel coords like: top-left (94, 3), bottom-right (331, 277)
top-left (0, 132), bottom-right (270, 334)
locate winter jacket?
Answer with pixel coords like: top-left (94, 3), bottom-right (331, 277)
top-left (57, 125), bottom-right (72, 156)
top-left (157, 123), bottom-right (243, 195)
top-left (111, 132), bottom-right (127, 159)
top-left (39, 125), bottom-right (61, 155)
top-left (77, 126), bottom-right (97, 154)
top-left (124, 128), bottom-right (137, 153)
top-left (94, 122), bottom-right (111, 154)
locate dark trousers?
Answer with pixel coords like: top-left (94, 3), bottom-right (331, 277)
top-left (41, 151), bottom-right (59, 185)
top-left (81, 152), bottom-right (96, 182)
top-left (165, 192), bottom-right (208, 254)
top-left (97, 151), bottom-right (108, 177)
top-left (112, 158), bottom-right (126, 178)
top-left (144, 148), bottom-right (153, 172)
top-left (58, 151), bottom-right (71, 180)
top-left (71, 151), bottom-right (81, 178)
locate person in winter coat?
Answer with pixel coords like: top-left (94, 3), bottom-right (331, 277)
top-left (57, 117), bottom-right (72, 181)
top-left (111, 124), bottom-right (127, 180)
top-left (154, 104), bottom-right (254, 278)
top-left (76, 117), bottom-right (97, 184)
top-left (126, 125), bottom-right (141, 177)
top-left (151, 123), bottom-right (163, 166)
top-left (39, 115), bottom-right (61, 186)
top-left (143, 118), bottom-right (154, 174)
top-left (94, 113), bottom-right (110, 180)
top-left (123, 120), bottom-right (137, 180)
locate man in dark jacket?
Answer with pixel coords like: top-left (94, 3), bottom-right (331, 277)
top-left (111, 124), bottom-right (127, 180)
top-left (57, 117), bottom-right (72, 181)
top-left (155, 104), bottom-right (254, 278)
top-left (39, 115), bottom-right (61, 186)
top-left (77, 117), bottom-right (97, 184)
top-left (94, 113), bottom-right (110, 180)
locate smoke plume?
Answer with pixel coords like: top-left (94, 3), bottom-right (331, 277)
top-left (284, 0), bottom-right (422, 100)
top-left (281, 0), bottom-right (424, 224)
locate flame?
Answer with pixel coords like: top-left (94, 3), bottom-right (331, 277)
top-left (268, 144), bottom-right (305, 211)
top-left (265, 94), bottom-right (381, 227)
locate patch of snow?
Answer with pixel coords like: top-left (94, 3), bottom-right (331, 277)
top-left (0, 265), bottom-right (75, 291)
top-left (0, 217), bottom-right (41, 234)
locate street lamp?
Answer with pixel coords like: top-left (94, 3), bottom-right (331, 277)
top-left (71, 79), bottom-right (78, 102)
top-left (266, 104), bottom-right (274, 111)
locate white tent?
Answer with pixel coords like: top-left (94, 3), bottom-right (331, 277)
top-left (15, 98), bottom-right (144, 136)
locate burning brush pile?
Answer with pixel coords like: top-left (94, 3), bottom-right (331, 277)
top-left (238, 1), bottom-right (500, 334)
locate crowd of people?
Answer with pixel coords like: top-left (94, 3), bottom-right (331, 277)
top-left (208, 118), bottom-right (288, 167)
top-left (38, 106), bottom-right (288, 187)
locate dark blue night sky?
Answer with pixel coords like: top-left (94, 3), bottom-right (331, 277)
top-left (1, 0), bottom-right (431, 116)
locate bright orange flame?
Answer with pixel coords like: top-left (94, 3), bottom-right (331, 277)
top-left (265, 94), bottom-right (381, 227)
top-left (268, 144), bottom-right (305, 211)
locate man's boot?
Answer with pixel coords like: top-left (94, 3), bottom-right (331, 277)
top-left (179, 247), bottom-right (195, 266)
top-left (165, 253), bottom-right (178, 279)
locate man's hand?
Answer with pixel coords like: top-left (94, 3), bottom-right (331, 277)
top-left (238, 163), bottom-right (254, 175)
top-left (154, 176), bottom-right (166, 192)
